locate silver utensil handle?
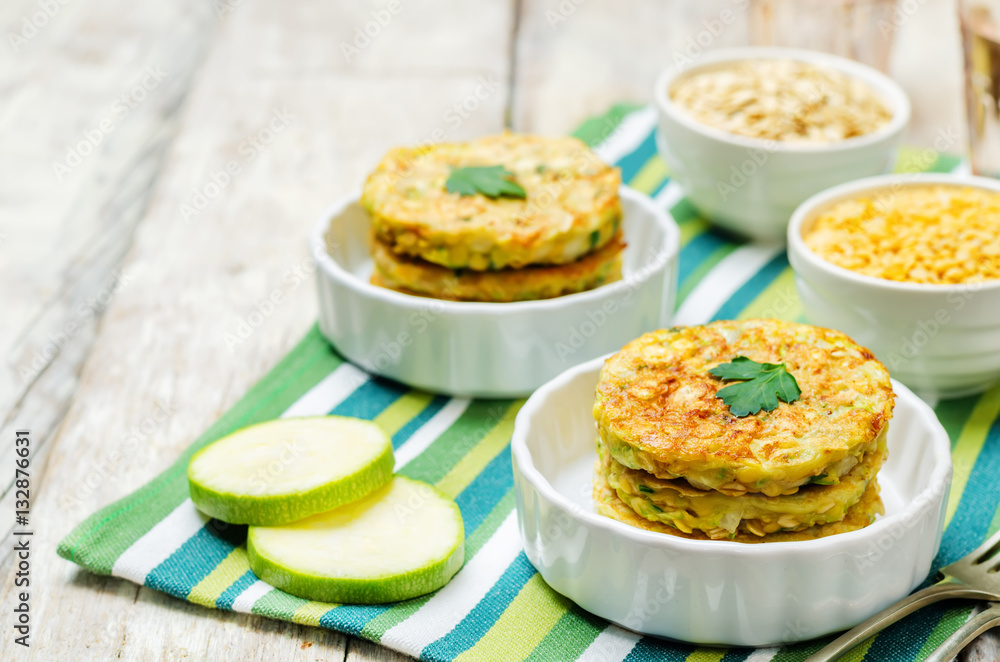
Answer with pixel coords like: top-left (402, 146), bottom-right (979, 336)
top-left (923, 603), bottom-right (1000, 662)
top-left (805, 583), bottom-right (1000, 662)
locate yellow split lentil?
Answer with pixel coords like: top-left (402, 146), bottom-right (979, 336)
top-left (804, 185), bottom-right (1000, 285)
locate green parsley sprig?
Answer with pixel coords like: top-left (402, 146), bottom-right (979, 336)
top-left (445, 165), bottom-right (526, 199)
top-left (708, 356), bottom-right (801, 417)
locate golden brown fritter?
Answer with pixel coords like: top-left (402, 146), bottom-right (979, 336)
top-left (369, 231), bottom-right (624, 302)
top-left (361, 133), bottom-right (622, 270)
top-left (600, 432), bottom-right (885, 539)
top-left (593, 463), bottom-right (884, 544)
top-left (594, 320), bottom-right (894, 496)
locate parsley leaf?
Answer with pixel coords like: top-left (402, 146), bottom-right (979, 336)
top-left (708, 356), bottom-right (801, 417)
top-left (445, 165), bottom-right (526, 199)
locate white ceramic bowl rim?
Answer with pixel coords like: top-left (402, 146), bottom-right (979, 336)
top-left (511, 354), bottom-right (953, 558)
top-left (788, 172), bottom-right (1000, 294)
top-left (654, 46), bottom-right (912, 154)
top-left (309, 186), bottom-right (681, 315)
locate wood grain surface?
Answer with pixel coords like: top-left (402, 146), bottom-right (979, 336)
top-left (0, 0), bottom-right (991, 660)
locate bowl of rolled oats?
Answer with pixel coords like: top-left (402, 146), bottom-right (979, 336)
top-left (655, 47), bottom-right (910, 241)
top-left (788, 173), bottom-right (1000, 398)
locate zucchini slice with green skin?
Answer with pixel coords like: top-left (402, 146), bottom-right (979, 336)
top-left (188, 416), bottom-right (393, 526)
top-left (247, 476), bottom-right (465, 604)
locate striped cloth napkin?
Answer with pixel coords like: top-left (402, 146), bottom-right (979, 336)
top-left (60, 105), bottom-right (999, 662)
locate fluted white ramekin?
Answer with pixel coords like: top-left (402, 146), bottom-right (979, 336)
top-left (510, 355), bottom-right (952, 646)
top-left (311, 187), bottom-right (680, 397)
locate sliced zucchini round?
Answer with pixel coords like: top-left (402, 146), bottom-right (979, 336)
top-left (188, 416), bottom-right (393, 526)
top-left (247, 476), bottom-right (465, 604)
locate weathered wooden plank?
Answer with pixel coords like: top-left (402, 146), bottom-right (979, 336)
top-left (0, 0), bottom-right (214, 417)
top-left (513, 0), bottom-right (748, 135)
top-left (885, 0), bottom-right (965, 149)
top-left (0, 0), bottom-right (218, 569)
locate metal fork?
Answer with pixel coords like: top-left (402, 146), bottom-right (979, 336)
top-left (806, 528), bottom-right (1000, 662)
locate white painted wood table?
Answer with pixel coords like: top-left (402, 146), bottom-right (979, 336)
top-left (1, 0), bottom-right (995, 660)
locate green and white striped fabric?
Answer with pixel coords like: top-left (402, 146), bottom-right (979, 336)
top-left (60, 106), bottom-right (999, 662)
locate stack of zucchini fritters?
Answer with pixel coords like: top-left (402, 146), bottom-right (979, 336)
top-left (593, 319), bottom-right (895, 543)
top-left (361, 133), bottom-right (625, 302)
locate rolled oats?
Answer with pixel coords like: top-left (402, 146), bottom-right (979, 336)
top-left (670, 59), bottom-right (892, 143)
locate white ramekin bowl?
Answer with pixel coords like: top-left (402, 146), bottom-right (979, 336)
top-left (511, 356), bottom-right (951, 647)
top-left (788, 173), bottom-right (1000, 399)
top-left (654, 47), bottom-right (910, 241)
top-left (310, 187), bottom-right (680, 398)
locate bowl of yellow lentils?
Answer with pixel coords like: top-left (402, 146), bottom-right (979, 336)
top-left (788, 173), bottom-right (1000, 398)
